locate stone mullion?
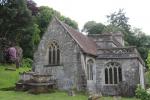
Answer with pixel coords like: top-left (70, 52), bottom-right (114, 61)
top-left (91, 63), bottom-right (94, 80)
top-left (90, 64), bottom-right (93, 80)
top-left (88, 64), bottom-right (90, 80)
top-left (112, 67), bottom-right (114, 84)
top-left (89, 64), bottom-right (91, 80)
top-left (86, 64), bottom-right (88, 80)
top-left (108, 67), bottom-right (110, 84)
top-left (89, 65), bottom-right (90, 80)
top-left (90, 64), bottom-right (91, 80)
top-left (87, 64), bottom-right (89, 80)
top-left (117, 67), bottom-right (119, 84)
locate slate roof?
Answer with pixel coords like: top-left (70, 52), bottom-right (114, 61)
top-left (56, 17), bottom-right (97, 56)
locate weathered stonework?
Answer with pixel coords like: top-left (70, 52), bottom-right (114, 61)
top-left (17, 17), bottom-right (145, 96)
top-left (32, 18), bottom-right (84, 90)
top-left (95, 58), bottom-right (141, 95)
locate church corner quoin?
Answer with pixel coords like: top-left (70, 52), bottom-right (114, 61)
top-left (16, 17), bottom-right (145, 96)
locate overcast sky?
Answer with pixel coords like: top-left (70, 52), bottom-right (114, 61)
top-left (34, 0), bottom-right (150, 35)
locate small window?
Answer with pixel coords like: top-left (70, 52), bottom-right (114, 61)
top-left (48, 42), bottom-right (60, 65)
top-left (87, 59), bottom-right (94, 80)
top-left (105, 62), bottom-right (122, 84)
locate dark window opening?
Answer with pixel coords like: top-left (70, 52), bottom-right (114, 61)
top-left (48, 42), bottom-right (60, 65)
top-left (105, 62), bottom-right (122, 84)
top-left (118, 67), bottom-right (122, 82)
top-left (109, 68), bottom-right (113, 84)
top-left (114, 67), bottom-right (117, 84)
top-left (105, 68), bottom-right (108, 84)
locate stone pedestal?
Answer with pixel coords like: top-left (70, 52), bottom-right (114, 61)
top-left (16, 72), bottom-right (56, 93)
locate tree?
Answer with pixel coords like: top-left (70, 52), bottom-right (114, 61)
top-left (36, 6), bottom-right (78, 37)
top-left (82, 21), bottom-right (105, 34)
top-left (36, 6), bottom-right (54, 37)
top-left (103, 24), bottom-right (122, 33)
top-left (0, 0), bottom-right (33, 44)
top-left (0, 0), bottom-right (8, 5)
top-left (106, 9), bottom-right (149, 60)
top-left (82, 9), bottom-right (150, 64)
top-left (60, 16), bottom-right (78, 29)
top-left (146, 50), bottom-right (150, 70)
top-left (107, 9), bottom-right (130, 33)
top-left (32, 24), bottom-right (40, 49)
top-left (107, 9), bottom-right (150, 63)
top-left (0, 0), bottom-right (79, 59)
top-left (0, 0), bottom-right (41, 58)
top-left (27, 0), bottom-right (39, 16)
top-left (130, 28), bottom-right (150, 61)
top-left (106, 9), bottom-right (134, 44)
top-left (82, 21), bottom-right (96, 33)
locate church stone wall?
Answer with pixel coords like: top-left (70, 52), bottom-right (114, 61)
top-left (85, 55), bottom-right (97, 92)
top-left (96, 58), bottom-right (140, 95)
top-left (114, 35), bottom-right (124, 46)
top-left (31, 18), bottom-right (144, 95)
top-left (88, 34), bottom-right (118, 48)
top-left (33, 18), bottom-right (83, 90)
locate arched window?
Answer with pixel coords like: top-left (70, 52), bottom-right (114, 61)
top-left (105, 62), bottom-right (122, 84)
top-left (87, 59), bottom-right (94, 80)
top-left (49, 41), bottom-right (60, 65)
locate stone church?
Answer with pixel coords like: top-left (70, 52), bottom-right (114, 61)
top-left (19, 17), bottom-right (145, 95)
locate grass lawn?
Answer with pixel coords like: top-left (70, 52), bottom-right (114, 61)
top-left (0, 64), bottom-right (139, 100)
top-left (0, 64), bottom-right (30, 89)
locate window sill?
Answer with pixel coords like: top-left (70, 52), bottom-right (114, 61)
top-left (44, 64), bottom-right (62, 67)
top-left (103, 84), bottom-right (118, 86)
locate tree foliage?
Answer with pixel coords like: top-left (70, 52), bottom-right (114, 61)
top-left (32, 24), bottom-right (40, 48)
top-left (0, 0), bottom-right (79, 59)
top-left (106, 9), bottom-right (150, 63)
top-left (0, 0), bottom-right (35, 58)
top-left (107, 9), bottom-right (130, 33)
top-left (60, 16), bottom-right (78, 29)
top-left (103, 24), bottom-right (122, 33)
top-left (27, 0), bottom-right (38, 16)
top-left (36, 6), bottom-right (78, 37)
top-left (130, 28), bottom-right (150, 61)
top-left (82, 21), bottom-right (105, 34)
top-left (82, 9), bottom-right (150, 64)
top-left (146, 50), bottom-right (150, 70)
top-left (0, 0), bottom-right (8, 5)
top-left (106, 9), bottom-right (133, 42)
top-left (36, 6), bottom-right (54, 37)
top-left (0, 0), bottom-right (33, 43)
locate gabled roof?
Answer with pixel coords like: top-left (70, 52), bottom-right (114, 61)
top-left (55, 17), bottom-right (97, 56)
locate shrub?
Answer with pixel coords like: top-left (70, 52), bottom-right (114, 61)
top-left (21, 58), bottom-right (33, 67)
top-left (145, 71), bottom-right (150, 88)
top-left (135, 84), bottom-right (150, 100)
top-left (147, 88), bottom-right (150, 94)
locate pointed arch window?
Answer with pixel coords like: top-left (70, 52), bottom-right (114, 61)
top-left (49, 41), bottom-right (60, 65)
top-left (87, 59), bottom-right (94, 80)
top-left (105, 62), bottom-right (122, 84)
